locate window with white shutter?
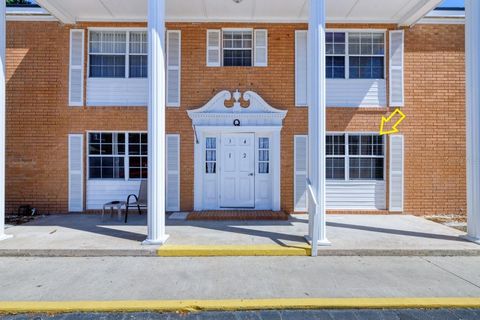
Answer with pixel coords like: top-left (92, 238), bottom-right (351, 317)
top-left (69, 30), bottom-right (84, 107)
top-left (167, 30), bottom-right (181, 107)
top-left (69, 134), bottom-right (84, 212)
top-left (254, 29), bottom-right (268, 67)
top-left (166, 134), bottom-right (180, 212)
top-left (294, 135), bottom-right (308, 212)
top-left (295, 30), bottom-right (308, 107)
top-left (207, 30), bottom-right (221, 67)
top-left (389, 135), bottom-right (404, 212)
top-left (389, 30), bottom-right (404, 107)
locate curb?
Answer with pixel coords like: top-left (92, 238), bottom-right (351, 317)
top-left (1, 298), bottom-right (480, 314)
top-left (157, 245), bottom-right (312, 256)
top-left (1, 248), bottom-right (480, 257)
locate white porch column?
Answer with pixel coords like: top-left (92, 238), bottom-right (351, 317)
top-left (465, 0), bottom-right (480, 244)
top-left (144, 0), bottom-right (169, 245)
top-left (0, 1), bottom-right (11, 242)
top-left (306, 0), bottom-right (330, 255)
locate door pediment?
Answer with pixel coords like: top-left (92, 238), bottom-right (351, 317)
top-left (187, 90), bottom-right (287, 126)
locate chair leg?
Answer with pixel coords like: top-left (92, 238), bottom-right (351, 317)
top-left (125, 206), bottom-right (129, 224)
top-left (137, 205), bottom-right (142, 216)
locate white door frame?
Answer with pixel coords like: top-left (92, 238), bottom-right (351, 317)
top-left (193, 126), bottom-right (282, 211)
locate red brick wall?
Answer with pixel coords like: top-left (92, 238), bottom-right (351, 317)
top-left (5, 21), bottom-right (466, 216)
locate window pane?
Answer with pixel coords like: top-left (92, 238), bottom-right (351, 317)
top-left (326, 158), bottom-right (345, 180)
top-left (129, 32), bottom-right (148, 54)
top-left (223, 49), bottom-right (252, 67)
top-left (129, 55), bottom-right (148, 78)
top-left (259, 163), bottom-right (269, 174)
top-left (89, 55), bottom-right (126, 78)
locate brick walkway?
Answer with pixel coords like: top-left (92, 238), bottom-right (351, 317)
top-left (187, 211), bottom-right (289, 221)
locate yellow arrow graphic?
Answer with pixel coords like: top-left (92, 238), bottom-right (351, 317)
top-left (380, 109), bottom-right (406, 136)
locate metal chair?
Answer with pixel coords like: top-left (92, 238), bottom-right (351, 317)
top-left (125, 180), bottom-right (147, 223)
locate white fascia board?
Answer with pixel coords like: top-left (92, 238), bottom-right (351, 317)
top-left (36, 0), bottom-right (75, 24)
top-left (398, 0), bottom-right (444, 26)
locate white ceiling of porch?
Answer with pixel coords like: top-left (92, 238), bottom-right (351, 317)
top-left (36, 0), bottom-right (443, 26)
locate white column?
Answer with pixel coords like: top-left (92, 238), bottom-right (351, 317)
top-left (306, 0), bottom-right (330, 255)
top-left (0, 1), bottom-right (11, 242)
top-left (465, 0), bottom-right (480, 245)
top-left (144, 0), bottom-right (169, 245)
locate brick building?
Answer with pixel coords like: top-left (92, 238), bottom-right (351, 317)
top-left (1, 0), bottom-right (479, 246)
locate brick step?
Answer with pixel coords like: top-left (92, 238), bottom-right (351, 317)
top-left (187, 210), bottom-right (289, 221)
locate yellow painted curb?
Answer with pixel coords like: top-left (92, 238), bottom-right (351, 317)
top-left (157, 244), bottom-right (312, 257)
top-left (1, 298), bottom-right (480, 314)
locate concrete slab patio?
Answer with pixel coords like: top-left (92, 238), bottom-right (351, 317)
top-left (0, 214), bottom-right (479, 256)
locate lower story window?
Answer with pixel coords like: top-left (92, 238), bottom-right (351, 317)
top-left (326, 133), bottom-right (384, 181)
top-left (88, 132), bottom-right (148, 180)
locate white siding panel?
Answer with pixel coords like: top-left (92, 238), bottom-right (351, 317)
top-left (87, 180), bottom-right (141, 210)
top-left (87, 78), bottom-right (148, 106)
top-left (295, 30), bottom-right (308, 107)
top-left (326, 79), bottom-right (387, 107)
top-left (68, 134), bottom-right (84, 212)
top-left (326, 181), bottom-right (386, 210)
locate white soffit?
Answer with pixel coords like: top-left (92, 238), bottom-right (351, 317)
top-left (35, 0), bottom-right (443, 26)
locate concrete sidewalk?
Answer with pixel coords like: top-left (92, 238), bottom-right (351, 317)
top-left (1, 214), bottom-right (479, 256)
top-left (0, 256), bottom-right (480, 301)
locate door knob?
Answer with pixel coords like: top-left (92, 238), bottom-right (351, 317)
top-left (248, 173), bottom-right (254, 176)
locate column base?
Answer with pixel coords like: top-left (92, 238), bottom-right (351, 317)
top-left (0, 234), bottom-right (13, 242)
top-left (142, 234), bottom-right (170, 246)
top-left (304, 235), bottom-right (332, 246)
top-left (462, 234), bottom-right (480, 245)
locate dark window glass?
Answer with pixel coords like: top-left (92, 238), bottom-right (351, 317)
top-left (326, 158), bottom-right (345, 180)
top-left (129, 55), bottom-right (148, 78)
top-left (349, 56), bottom-right (384, 79)
top-left (223, 50), bottom-right (252, 67)
top-left (89, 55), bottom-right (126, 78)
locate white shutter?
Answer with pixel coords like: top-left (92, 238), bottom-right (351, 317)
top-left (167, 30), bottom-right (181, 107)
top-left (295, 30), bottom-right (308, 107)
top-left (68, 134), bottom-right (84, 212)
top-left (254, 29), bottom-right (268, 67)
top-left (294, 135), bottom-right (308, 212)
top-left (389, 135), bottom-right (404, 212)
top-left (166, 134), bottom-right (180, 212)
top-left (206, 30), bottom-right (221, 67)
top-left (69, 30), bottom-right (84, 107)
top-left (389, 30), bottom-right (404, 107)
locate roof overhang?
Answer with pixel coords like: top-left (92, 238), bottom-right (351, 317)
top-left (34, 0), bottom-right (442, 26)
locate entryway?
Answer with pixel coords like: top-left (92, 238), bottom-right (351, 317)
top-left (188, 90), bottom-right (287, 212)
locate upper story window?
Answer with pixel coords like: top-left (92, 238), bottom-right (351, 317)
top-left (223, 30), bottom-right (253, 67)
top-left (326, 31), bottom-right (385, 80)
top-left (89, 30), bottom-right (148, 79)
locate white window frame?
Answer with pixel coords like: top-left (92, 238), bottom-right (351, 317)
top-left (325, 29), bottom-right (387, 80)
top-left (221, 28), bottom-right (254, 67)
top-left (87, 131), bottom-right (148, 181)
top-left (326, 132), bottom-right (386, 182)
top-left (87, 28), bottom-right (148, 80)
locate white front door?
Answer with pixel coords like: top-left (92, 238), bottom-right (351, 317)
top-left (220, 133), bottom-right (255, 208)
